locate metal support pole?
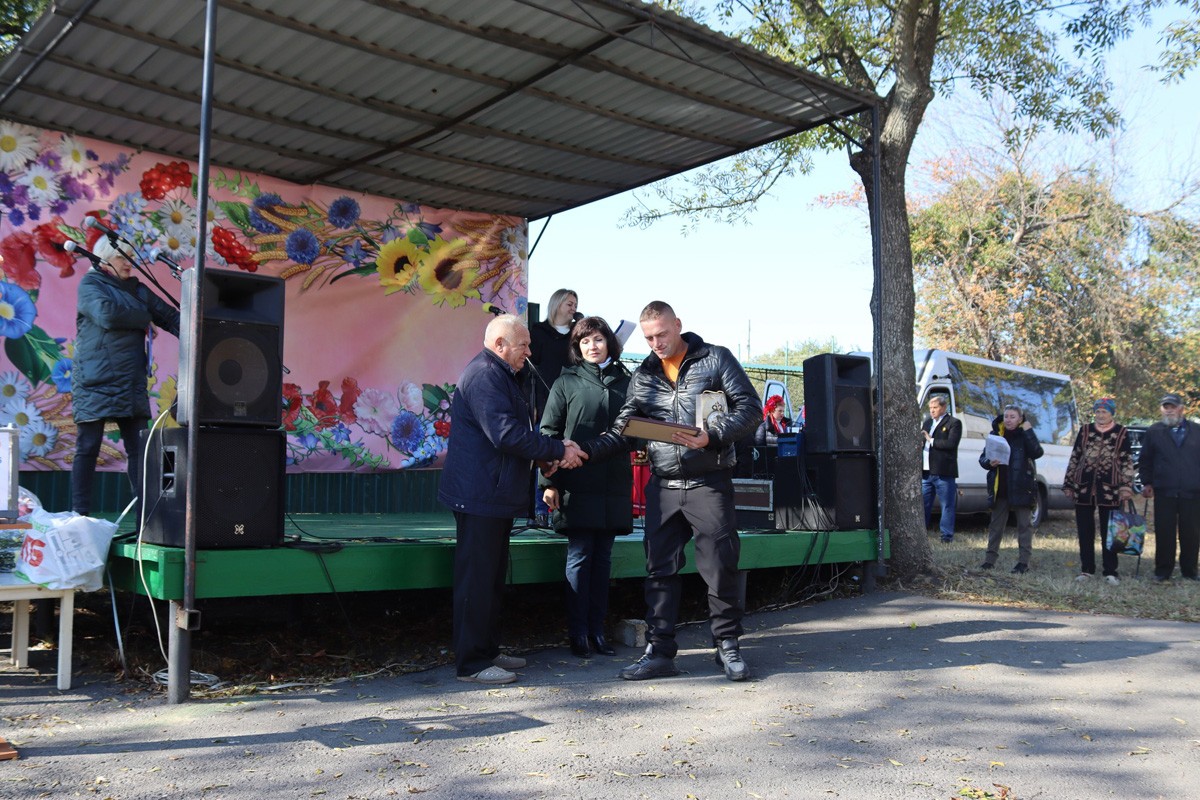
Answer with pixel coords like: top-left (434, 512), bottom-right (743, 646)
top-left (168, 0), bottom-right (218, 704)
top-left (869, 105), bottom-right (887, 579)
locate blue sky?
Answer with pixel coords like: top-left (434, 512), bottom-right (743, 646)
top-left (528, 11), bottom-right (1200, 361)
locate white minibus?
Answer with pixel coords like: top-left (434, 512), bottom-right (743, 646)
top-left (915, 349), bottom-right (1078, 526)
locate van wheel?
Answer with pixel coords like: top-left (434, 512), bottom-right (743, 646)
top-left (1030, 485), bottom-right (1048, 528)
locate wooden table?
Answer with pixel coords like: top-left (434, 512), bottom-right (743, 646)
top-left (1, 572), bottom-right (75, 691)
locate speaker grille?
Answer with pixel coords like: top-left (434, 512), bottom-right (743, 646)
top-left (178, 269), bottom-right (285, 428)
top-left (803, 354), bottom-right (873, 454)
top-left (195, 320), bottom-right (282, 426)
top-left (834, 387), bottom-right (871, 450)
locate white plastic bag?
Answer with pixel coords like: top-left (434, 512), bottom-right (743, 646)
top-left (17, 485), bottom-right (42, 520)
top-left (15, 508), bottom-right (117, 591)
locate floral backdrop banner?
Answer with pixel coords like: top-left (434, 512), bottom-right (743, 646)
top-left (0, 120), bottom-right (529, 474)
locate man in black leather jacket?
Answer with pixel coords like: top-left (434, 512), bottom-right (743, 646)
top-left (584, 301), bottom-right (760, 681)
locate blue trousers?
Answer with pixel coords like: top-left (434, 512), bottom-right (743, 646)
top-left (922, 473), bottom-right (957, 539)
top-left (565, 530), bottom-right (616, 638)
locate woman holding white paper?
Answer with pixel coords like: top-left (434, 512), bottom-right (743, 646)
top-left (979, 405), bottom-right (1044, 574)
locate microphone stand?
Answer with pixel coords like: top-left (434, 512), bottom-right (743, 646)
top-left (129, 258), bottom-right (181, 310)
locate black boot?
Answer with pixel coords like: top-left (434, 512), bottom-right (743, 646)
top-left (569, 636), bottom-right (590, 658)
top-left (588, 634), bottom-right (615, 656)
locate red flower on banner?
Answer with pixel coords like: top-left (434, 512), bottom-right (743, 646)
top-left (32, 216), bottom-right (77, 278)
top-left (308, 380), bottom-right (338, 429)
top-left (211, 226), bottom-right (258, 272)
top-left (282, 383), bottom-right (304, 431)
top-left (434, 419), bottom-right (450, 438)
top-left (0, 231), bottom-right (40, 290)
top-left (139, 161), bottom-right (192, 201)
top-left (339, 377), bottom-right (361, 425)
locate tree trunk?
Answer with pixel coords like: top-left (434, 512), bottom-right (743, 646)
top-left (851, 120), bottom-right (936, 581)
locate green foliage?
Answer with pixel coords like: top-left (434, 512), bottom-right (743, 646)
top-left (1154, 0), bottom-right (1200, 82)
top-left (0, 0), bottom-right (49, 57)
top-left (910, 149), bottom-right (1200, 417)
top-left (633, 0), bottom-right (1183, 229)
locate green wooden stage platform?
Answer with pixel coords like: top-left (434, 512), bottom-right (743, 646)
top-left (20, 471), bottom-right (888, 601)
top-left (106, 513), bottom-right (889, 601)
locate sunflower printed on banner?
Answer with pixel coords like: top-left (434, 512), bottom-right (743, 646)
top-left (0, 120), bottom-right (529, 473)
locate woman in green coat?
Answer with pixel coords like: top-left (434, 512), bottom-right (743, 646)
top-left (540, 316), bottom-right (632, 658)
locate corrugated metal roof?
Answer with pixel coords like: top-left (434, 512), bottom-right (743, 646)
top-left (0, 0), bottom-right (875, 219)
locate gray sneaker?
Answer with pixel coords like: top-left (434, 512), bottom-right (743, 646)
top-left (458, 665), bottom-right (517, 685)
top-left (715, 638), bottom-right (749, 681)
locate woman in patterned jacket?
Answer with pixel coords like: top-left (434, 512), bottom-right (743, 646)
top-left (1063, 397), bottom-right (1135, 584)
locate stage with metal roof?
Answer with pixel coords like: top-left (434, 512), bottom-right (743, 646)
top-left (0, 0), bottom-right (875, 220)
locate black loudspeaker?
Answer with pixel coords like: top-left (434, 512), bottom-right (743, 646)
top-left (803, 353), bottom-right (872, 454)
top-left (806, 453), bottom-right (874, 531)
top-left (772, 451), bottom-right (813, 530)
top-left (178, 270), bottom-right (285, 427)
top-left (141, 427), bottom-right (285, 548)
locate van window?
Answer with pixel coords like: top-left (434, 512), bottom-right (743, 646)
top-left (946, 359), bottom-right (1076, 445)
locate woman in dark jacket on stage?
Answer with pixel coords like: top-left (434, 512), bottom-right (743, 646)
top-left (979, 405), bottom-right (1044, 574)
top-left (539, 316), bottom-right (632, 658)
top-left (72, 236), bottom-right (180, 519)
top-left (528, 288), bottom-right (579, 416)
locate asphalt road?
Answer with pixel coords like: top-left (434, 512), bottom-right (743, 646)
top-left (3, 592), bottom-right (1198, 799)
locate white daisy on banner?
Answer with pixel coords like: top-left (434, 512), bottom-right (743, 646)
top-left (17, 162), bottom-right (60, 205)
top-left (160, 197), bottom-right (198, 237)
top-left (158, 229), bottom-right (196, 263)
top-left (499, 226), bottom-right (528, 262)
top-left (0, 370), bottom-right (32, 405)
top-left (19, 418), bottom-right (58, 459)
top-left (56, 133), bottom-right (90, 176)
top-left (0, 120), bottom-right (39, 172)
top-left (0, 397), bottom-right (42, 429)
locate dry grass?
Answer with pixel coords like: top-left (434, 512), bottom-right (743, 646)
top-left (913, 512), bottom-right (1200, 623)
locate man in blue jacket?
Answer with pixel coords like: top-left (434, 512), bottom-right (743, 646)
top-left (439, 314), bottom-right (587, 684)
top-left (584, 301), bottom-right (761, 682)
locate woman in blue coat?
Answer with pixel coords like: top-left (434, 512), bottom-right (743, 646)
top-left (72, 237), bottom-right (179, 520)
top-left (540, 316), bottom-right (632, 658)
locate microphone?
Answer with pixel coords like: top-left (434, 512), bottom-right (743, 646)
top-left (83, 216), bottom-right (138, 253)
top-left (62, 240), bottom-right (102, 267)
top-left (148, 247), bottom-right (181, 276)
